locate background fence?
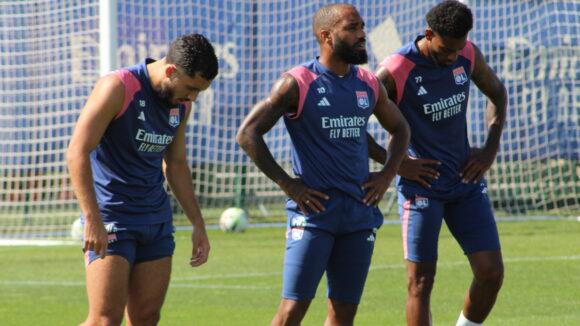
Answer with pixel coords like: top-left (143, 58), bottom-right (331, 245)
top-left (0, 0), bottom-right (578, 238)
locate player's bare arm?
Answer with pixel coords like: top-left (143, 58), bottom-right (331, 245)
top-left (164, 109), bottom-right (209, 267)
top-left (66, 74), bottom-right (124, 258)
top-left (362, 81), bottom-right (410, 206)
top-left (236, 74), bottom-right (328, 215)
top-left (373, 66), bottom-right (441, 188)
top-left (460, 43), bottom-right (507, 183)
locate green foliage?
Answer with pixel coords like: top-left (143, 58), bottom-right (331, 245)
top-left (0, 220), bottom-right (579, 325)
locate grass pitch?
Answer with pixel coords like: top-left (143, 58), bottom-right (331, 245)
top-left (0, 219), bottom-right (579, 325)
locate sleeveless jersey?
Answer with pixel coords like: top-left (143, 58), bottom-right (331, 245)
top-left (284, 59), bottom-right (379, 201)
top-left (90, 59), bottom-right (190, 224)
top-left (378, 36), bottom-right (478, 199)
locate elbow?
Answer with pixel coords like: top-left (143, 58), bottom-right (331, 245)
top-left (65, 146), bottom-right (79, 170)
top-left (399, 119), bottom-right (411, 145)
top-left (236, 127), bottom-right (252, 152)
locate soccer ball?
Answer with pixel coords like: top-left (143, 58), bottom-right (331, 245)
top-left (70, 217), bottom-right (83, 241)
top-left (219, 207), bottom-right (249, 232)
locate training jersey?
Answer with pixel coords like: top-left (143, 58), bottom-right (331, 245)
top-left (284, 58), bottom-right (379, 202)
top-left (89, 59), bottom-right (190, 225)
top-left (378, 35), bottom-right (479, 199)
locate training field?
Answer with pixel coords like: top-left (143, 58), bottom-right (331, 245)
top-left (0, 219), bottom-right (579, 326)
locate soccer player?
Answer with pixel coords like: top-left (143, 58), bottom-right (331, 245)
top-left (67, 34), bottom-right (217, 326)
top-left (237, 4), bottom-right (410, 326)
top-left (371, 1), bottom-right (508, 325)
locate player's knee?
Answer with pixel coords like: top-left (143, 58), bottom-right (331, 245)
top-left (274, 300), bottom-right (309, 325)
top-left (407, 272), bottom-right (435, 297)
top-left (474, 263), bottom-right (504, 289)
top-left (127, 310), bottom-right (161, 326)
top-left (327, 300), bottom-right (357, 324)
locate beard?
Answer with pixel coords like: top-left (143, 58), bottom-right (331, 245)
top-left (155, 83), bottom-right (177, 108)
top-left (334, 36), bottom-right (368, 65)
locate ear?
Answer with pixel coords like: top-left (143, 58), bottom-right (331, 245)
top-left (320, 29), bottom-right (332, 45)
top-left (164, 65), bottom-right (177, 78)
top-left (425, 28), bottom-right (434, 41)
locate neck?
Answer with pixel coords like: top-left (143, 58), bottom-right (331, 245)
top-left (417, 37), bottom-right (430, 59)
top-left (146, 58), bottom-right (166, 89)
top-left (416, 37), bottom-right (441, 66)
top-left (318, 53), bottom-right (350, 76)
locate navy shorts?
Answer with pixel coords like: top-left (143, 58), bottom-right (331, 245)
top-left (282, 227), bottom-right (377, 304)
top-left (398, 183), bottom-right (500, 262)
top-left (84, 220), bottom-right (175, 266)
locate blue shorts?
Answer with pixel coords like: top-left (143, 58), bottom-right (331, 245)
top-left (285, 189), bottom-right (383, 234)
top-left (282, 227), bottom-right (377, 304)
top-left (398, 183), bottom-right (500, 262)
top-left (84, 221), bottom-right (175, 266)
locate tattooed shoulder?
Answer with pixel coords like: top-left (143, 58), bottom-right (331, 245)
top-left (269, 74), bottom-right (299, 114)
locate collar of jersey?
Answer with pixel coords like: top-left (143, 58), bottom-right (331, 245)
top-left (313, 57), bottom-right (355, 80)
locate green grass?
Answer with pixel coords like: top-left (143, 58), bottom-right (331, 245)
top-left (1, 219), bottom-right (579, 325)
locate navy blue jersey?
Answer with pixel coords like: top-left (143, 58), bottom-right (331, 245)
top-left (284, 59), bottom-right (379, 200)
top-left (379, 36), bottom-right (479, 199)
top-left (90, 59), bottom-right (190, 225)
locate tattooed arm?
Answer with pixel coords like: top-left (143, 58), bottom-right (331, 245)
top-left (236, 74), bottom-right (328, 214)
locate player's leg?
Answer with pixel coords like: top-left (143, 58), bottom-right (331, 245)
top-left (324, 228), bottom-right (376, 326)
top-left (270, 299), bottom-right (313, 326)
top-left (325, 299), bottom-right (358, 326)
top-left (270, 227), bottom-right (334, 326)
top-left (125, 257), bottom-right (172, 326)
top-left (399, 192), bottom-right (445, 326)
top-left (81, 255), bottom-right (131, 326)
top-left (405, 261), bottom-right (436, 326)
top-left (124, 221), bottom-right (175, 326)
top-left (460, 250), bottom-right (503, 324)
top-left (445, 183), bottom-right (503, 325)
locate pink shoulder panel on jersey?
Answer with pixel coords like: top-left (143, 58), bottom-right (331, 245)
top-left (110, 69), bottom-right (142, 120)
top-left (356, 67), bottom-right (380, 106)
top-left (378, 54), bottom-right (415, 105)
top-left (459, 40), bottom-right (475, 73)
top-left (284, 66), bottom-right (318, 120)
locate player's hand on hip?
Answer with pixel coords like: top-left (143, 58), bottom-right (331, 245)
top-left (190, 226), bottom-right (210, 267)
top-left (83, 220), bottom-right (108, 258)
top-left (460, 147), bottom-right (495, 184)
top-left (280, 178), bottom-right (328, 215)
top-left (362, 170), bottom-right (396, 207)
top-left (399, 155), bottom-right (441, 188)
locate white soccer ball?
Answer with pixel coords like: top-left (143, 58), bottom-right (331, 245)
top-left (219, 207), bottom-right (249, 232)
top-left (70, 217), bottom-right (83, 241)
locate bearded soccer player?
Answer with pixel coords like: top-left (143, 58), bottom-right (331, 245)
top-left (237, 4), bottom-right (409, 326)
top-left (370, 1), bottom-right (508, 325)
top-left (67, 34), bottom-right (217, 326)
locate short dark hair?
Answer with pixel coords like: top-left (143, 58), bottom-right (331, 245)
top-left (426, 0), bottom-right (473, 38)
top-left (166, 33), bottom-right (218, 80)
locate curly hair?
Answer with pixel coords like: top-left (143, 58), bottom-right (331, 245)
top-left (166, 33), bottom-right (218, 80)
top-left (426, 0), bottom-right (473, 38)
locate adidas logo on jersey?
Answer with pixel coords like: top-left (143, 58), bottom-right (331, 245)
top-left (318, 97), bottom-right (331, 107)
top-left (138, 111), bottom-right (146, 121)
top-left (417, 86), bottom-right (428, 96)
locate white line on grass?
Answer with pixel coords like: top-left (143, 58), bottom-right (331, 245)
top-left (2, 255), bottom-right (577, 289)
top-left (370, 255), bottom-right (580, 271)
